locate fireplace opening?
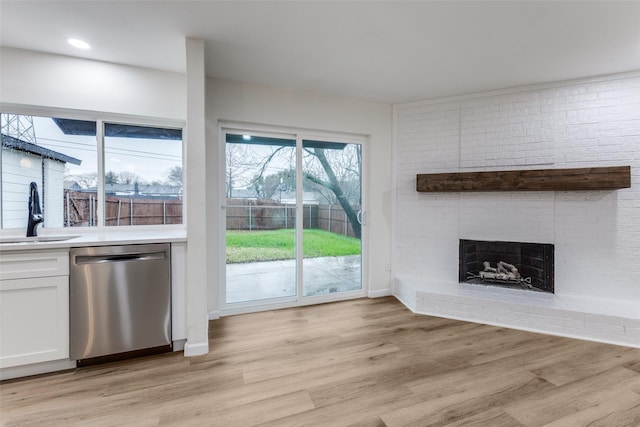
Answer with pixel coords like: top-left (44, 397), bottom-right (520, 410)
top-left (459, 239), bottom-right (554, 293)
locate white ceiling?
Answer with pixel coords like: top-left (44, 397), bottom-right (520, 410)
top-left (1, 1), bottom-right (640, 104)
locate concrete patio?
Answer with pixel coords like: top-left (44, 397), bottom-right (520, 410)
top-left (225, 255), bottom-right (361, 303)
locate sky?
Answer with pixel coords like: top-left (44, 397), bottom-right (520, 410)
top-left (3, 115), bottom-right (361, 191)
top-left (27, 115), bottom-right (182, 186)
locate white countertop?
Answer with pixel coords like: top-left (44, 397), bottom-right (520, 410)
top-left (0, 228), bottom-right (187, 252)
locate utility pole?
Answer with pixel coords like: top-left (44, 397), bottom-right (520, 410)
top-left (1, 114), bottom-right (37, 144)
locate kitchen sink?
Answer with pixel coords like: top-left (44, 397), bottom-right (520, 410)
top-left (0, 235), bottom-right (80, 244)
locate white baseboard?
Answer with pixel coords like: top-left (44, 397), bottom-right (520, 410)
top-left (184, 341), bottom-right (209, 357)
top-left (208, 310), bottom-right (220, 320)
top-left (392, 278), bottom-right (417, 312)
top-left (392, 291), bottom-right (416, 313)
top-left (172, 339), bottom-right (187, 351)
top-left (368, 288), bottom-right (392, 298)
top-left (0, 359), bottom-right (76, 381)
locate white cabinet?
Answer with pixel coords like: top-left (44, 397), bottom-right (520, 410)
top-left (0, 250), bottom-right (69, 368)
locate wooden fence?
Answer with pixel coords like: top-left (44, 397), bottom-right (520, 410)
top-left (63, 193), bottom-right (357, 237)
top-left (317, 204), bottom-right (360, 238)
top-left (64, 191), bottom-right (183, 227)
top-left (226, 198), bottom-right (359, 238)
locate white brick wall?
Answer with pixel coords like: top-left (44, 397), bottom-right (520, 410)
top-left (393, 72), bottom-right (640, 347)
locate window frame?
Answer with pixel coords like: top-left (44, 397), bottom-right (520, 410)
top-left (0, 104), bottom-right (186, 231)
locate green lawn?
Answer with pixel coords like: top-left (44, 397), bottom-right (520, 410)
top-left (226, 229), bottom-right (361, 263)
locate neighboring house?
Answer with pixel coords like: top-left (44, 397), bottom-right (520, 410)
top-left (279, 190), bottom-right (321, 205)
top-left (227, 188), bottom-right (259, 200)
top-left (1, 134), bottom-right (81, 229)
top-left (228, 188), bottom-right (322, 204)
top-left (104, 183), bottom-right (182, 199)
top-left (63, 180), bottom-right (82, 192)
top-left (70, 183), bottom-right (183, 199)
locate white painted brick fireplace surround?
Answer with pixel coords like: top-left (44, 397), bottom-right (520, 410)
top-left (392, 72), bottom-right (640, 348)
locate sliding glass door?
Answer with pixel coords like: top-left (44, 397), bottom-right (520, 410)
top-left (224, 132), bottom-right (297, 304)
top-left (222, 128), bottom-right (364, 310)
top-left (301, 139), bottom-right (362, 297)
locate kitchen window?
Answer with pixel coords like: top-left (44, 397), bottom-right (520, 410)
top-left (104, 123), bottom-right (183, 227)
top-left (0, 112), bottom-right (183, 229)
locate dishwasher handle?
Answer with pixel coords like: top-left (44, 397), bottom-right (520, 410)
top-left (74, 252), bottom-right (166, 265)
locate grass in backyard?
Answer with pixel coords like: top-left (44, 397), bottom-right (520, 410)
top-left (226, 229), bottom-right (360, 263)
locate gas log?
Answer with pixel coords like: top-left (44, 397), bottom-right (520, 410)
top-left (467, 260), bottom-right (532, 287)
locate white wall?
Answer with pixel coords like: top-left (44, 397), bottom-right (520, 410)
top-left (183, 39), bottom-right (208, 356)
top-left (207, 78), bottom-right (393, 313)
top-left (0, 47), bottom-right (186, 120)
top-left (393, 72), bottom-right (640, 345)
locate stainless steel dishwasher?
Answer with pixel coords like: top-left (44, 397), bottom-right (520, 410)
top-left (69, 244), bottom-right (171, 364)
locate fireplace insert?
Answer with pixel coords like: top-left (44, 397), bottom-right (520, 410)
top-left (459, 239), bottom-right (554, 293)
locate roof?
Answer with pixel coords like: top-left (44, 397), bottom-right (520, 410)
top-left (104, 183), bottom-right (182, 195)
top-left (53, 119), bottom-right (182, 140)
top-left (2, 134), bottom-right (82, 165)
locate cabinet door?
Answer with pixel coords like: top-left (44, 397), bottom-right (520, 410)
top-left (0, 250), bottom-right (68, 280)
top-left (0, 276), bottom-right (69, 368)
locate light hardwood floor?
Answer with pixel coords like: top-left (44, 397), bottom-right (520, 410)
top-left (2, 297), bottom-right (640, 426)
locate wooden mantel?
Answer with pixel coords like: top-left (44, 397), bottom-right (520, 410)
top-left (416, 165), bottom-right (631, 192)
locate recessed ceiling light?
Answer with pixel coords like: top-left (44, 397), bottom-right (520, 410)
top-left (67, 38), bottom-right (90, 50)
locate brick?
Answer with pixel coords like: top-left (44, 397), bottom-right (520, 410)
top-left (393, 73), bottom-right (640, 346)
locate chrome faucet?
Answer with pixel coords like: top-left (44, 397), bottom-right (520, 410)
top-left (27, 182), bottom-right (44, 237)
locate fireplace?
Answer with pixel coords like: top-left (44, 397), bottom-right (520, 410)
top-left (459, 239), bottom-right (554, 293)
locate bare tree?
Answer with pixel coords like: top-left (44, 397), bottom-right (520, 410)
top-left (166, 166), bottom-right (183, 186)
top-left (67, 172), bottom-right (98, 189)
top-left (303, 147), bottom-right (362, 238)
top-left (226, 144), bottom-right (259, 197)
top-left (225, 137), bottom-right (361, 237)
top-left (261, 168), bottom-right (296, 200)
top-left (246, 143), bottom-right (362, 238)
top-left (303, 144), bottom-right (361, 205)
top-left (105, 170), bottom-right (118, 184)
top-left (226, 143), bottom-right (295, 198)
top-left (117, 171), bottom-right (143, 185)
